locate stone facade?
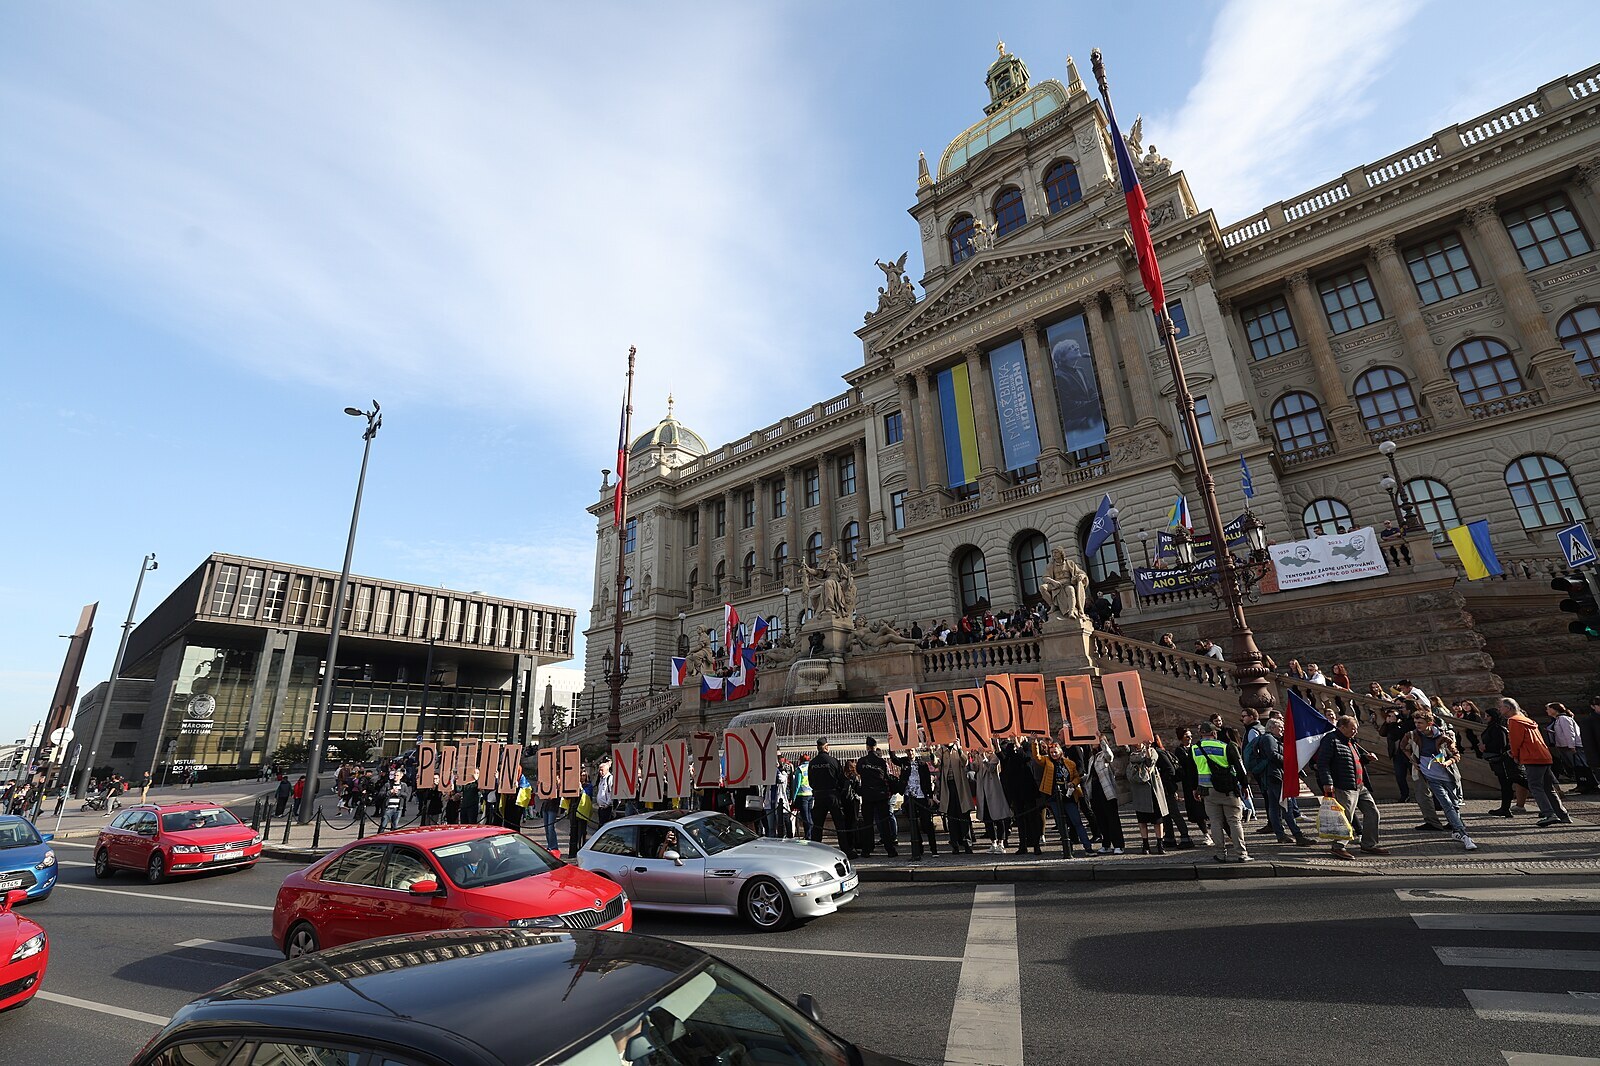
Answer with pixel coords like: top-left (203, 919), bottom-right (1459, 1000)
top-left (582, 49), bottom-right (1600, 710)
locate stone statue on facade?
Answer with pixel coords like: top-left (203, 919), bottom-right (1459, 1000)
top-left (854, 619), bottom-right (921, 651)
top-left (800, 548), bottom-right (857, 620)
top-left (1137, 143), bottom-right (1171, 179)
top-left (1123, 115), bottom-right (1144, 157)
top-left (873, 252), bottom-right (917, 313)
top-left (1038, 548), bottom-right (1091, 622)
top-left (970, 217), bottom-right (994, 252)
top-left (684, 633), bottom-right (717, 680)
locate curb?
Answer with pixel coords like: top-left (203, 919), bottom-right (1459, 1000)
top-left (855, 857), bottom-right (1600, 883)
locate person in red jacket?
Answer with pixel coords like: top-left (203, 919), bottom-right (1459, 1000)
top-left (1503, 697), bottom-right (1570, 827)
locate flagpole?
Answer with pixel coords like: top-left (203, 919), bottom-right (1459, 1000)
top-left (1090, 49), bottom-right (1275, 718)
top-left (608, 346), bottom-right (637, 747)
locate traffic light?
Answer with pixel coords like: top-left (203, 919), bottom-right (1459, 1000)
top-left (1552, 573), bottom-right (1600, 639)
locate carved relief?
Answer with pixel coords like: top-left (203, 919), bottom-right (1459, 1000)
top-left (1148, 200), bottom-right (1177, 228)
top-left (1112, 430), bottom-right (1164, 466)
top-left (1333, 321), bottom-right (1400, 355)
top-left (1186, 266), bottom-right (1213, 288)
top-left (1464, 197), bottom-right (1499, 228)
top-left (1427, 289), bottom-right (1501, 324)
top-left (920, 218), bottom-right (935, 240)
top-left (922, 246), bottom-right (1080, 317)
top-left (1535, 263), bottom-right (1598, 289)
top-left (1075, 126), bottom-right (1099, 156)
top-left (1225, 413), bottom-right (1261, 445)
top-left (1248, 351), bottom-right (1313, 383)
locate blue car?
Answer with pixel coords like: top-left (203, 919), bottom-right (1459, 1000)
top-left (0, 816), bottom-right (57, 901)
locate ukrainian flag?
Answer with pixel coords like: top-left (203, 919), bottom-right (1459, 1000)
top-left (1164, 495), bottom-right (1191, 529)
top-left (1447, 519), bottom-right (1504, 580)
top-left (937, 364), bottom-right (981, 486)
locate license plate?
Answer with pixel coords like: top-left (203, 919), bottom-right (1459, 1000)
top-left (841, 876), bottom-right (857, 893)
top-left (0, 878), bottom-right (22, 891)
top-left (212, 850), bottom-right (243, 861)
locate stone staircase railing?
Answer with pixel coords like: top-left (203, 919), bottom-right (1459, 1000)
top-left (920, 636), bottom-right (1044, 679)
top-left (1090, 632), bottom-right (1234, 693)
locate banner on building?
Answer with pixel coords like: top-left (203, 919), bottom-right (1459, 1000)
top-left (1154, 514), bottom-right (1250, 562)
top-left (1044, 313), bottom-right (1107, 454)
top-left (936, 362), bottom-right (982, 487)
top-left (1133, 555), bottom-right (1219, 597)
top-left (1270, 526), bottom-right (1389, 590)
top-left (987, 339), bottom-right (1041, 472)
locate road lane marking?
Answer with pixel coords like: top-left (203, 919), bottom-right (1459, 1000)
top-left (37, 991), bottom-right (169, 1026)
top-left (1398, 887), bottom-right (1600, 904)
top-left (1504, 1054), bottom-right (1600, 1065)
top-left (1413, 913), bottom-right (1600, 933)
top-left (1467, 990), bottom-right (1600, 1026)
top-left (176, 938), bottom-right (282, 960)
top-left (54, 883), bottom-right (273, 910)
top-left (675, 939), bottom-right (960, 963)
top-left (52, 841), bottom-right (95, 848)
top-left (944, 885), bottom-right (1022, 1066)
top-left (1439, 947), bottom-right (1600, 972)
top-left (58, 859), bottom-right (94, 867)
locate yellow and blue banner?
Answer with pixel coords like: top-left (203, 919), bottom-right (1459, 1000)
top-left (937, 363), bottom-right (981, 487)
top-left (1447, 519), bottom-right (1504, 580)
top-left (1165, 495), bottom-right (1191, 529)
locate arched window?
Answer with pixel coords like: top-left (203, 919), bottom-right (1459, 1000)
top-left (742, 551), bottom-right (756, 588)
top-left (621, 577), bottom-right (633, 614)
top-left (1404, 478), bottom-right (1460, 538)
top-left (1302, 498), bottom-right (1353, 537)
top-left (948, 215), bottom-right (976, 264)
top-left (1557, 304), bottom-right (1600, 379)
top-left (840, 521), bottom-right (860, 563)
top-left (805, 532), bottom-right (823, 568)
top-left (714, 561), bottom-right (726, 596)
top-left (1014, 532), bottom-right (1050, 603)
top-left (1078, 517), bottom-right (1124, 586)
top-left (1447, 338), bottom-right (1524, 405)
top-left (1353, 367), bottom-right (1420, 431)
top-left (709, 627), bottom-right (721, 654)
top-left (993, 187), bottom-right (1027, 238)
top-left (1505, 455), bottom-right (1587, 529)
top-left (687, 567), bottom-right (698, 595)
top-left (772, 542), bottom-right (788, 584)
top-left (1044, 160), bottom-right (1082, 213)
top-left (956, 547), bottom-right (990, 613)
top-left (1270, 392), bottom-right (1331, 453)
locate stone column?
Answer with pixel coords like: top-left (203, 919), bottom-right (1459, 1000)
top-left (786, 465), bottom-right (803, 584)
top-left (853, 439), bottom-right (869, 546)
top-left (1285, 270), bottom-right (1365, 446)
top-left (723, 488), bottom-right (740, 597)
top-left (1463, 197), bottom-right (1588, 398)
top-left (895, 374), bottom-right (924, 492)
top-left (914, 367), bottom-right (944, 492)
top-left (818, 454), bottom-right (836, 552)
top-left (1368, 237), bottom-right (1463, 423)
top-left (1082, 294), bottom-right (1131, 434)
top-left (1107, 280), bottom-right (1162, 428)
top-left (751, 477), bottom-right (767, 591)
top-left (696, 501), bottom-right (712, 605)
top-left (1188, 270), bottom-right (1261, 448)
top-left (1018, 319), bottom-right (1067, 457)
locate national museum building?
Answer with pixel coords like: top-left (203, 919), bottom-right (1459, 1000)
top-left (579, 48), bottom-right (1600, 730)
top-left (73, 553), bottom-right (576, 780)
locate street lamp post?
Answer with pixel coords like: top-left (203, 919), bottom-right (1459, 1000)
top-left (676, 611), bottom-right (687, 657)
top-left (301, 402), bottom-right (381, 822)
top-left (1378, 440), bottom-right (1426, 535)
top-left (607, 348), bottom-right (637, 747)
top-left (1135, 529), bottom-right (1151, 568)
top-left (781, 586), bottom-right (792, 639)
top-left (77, 553), bottom-right (158, 797)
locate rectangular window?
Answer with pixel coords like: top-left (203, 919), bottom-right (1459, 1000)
top-left (1405, 234), bottom-right (1480, 304)
top-left (373, 588), bottom-right (392, 634)
top-left (623, 517), bottom-right (637, 554)
top-left (353, 585), bottom-right (372, 631)
top-left (1317, 267), bottom-right (1384, 334)
top-left (772, 481), bottom-right (787, 518)
top-left (287, 575), bottom-right (311, 625)
top-left (111, 741), bottom-right (137, 758)
top-left (448, 599), bottom-right (464, 642)
top-left (688, 508), bottom-right (699, 545)
top-left (481, 604), bottom-right (496, 646)
top-left (309, 578), bottom-right (334, 627)
top-left (513, 609), bottom-right (527, 649)
top-left (392, 591), bottom-right (411, 636)
top-left (1503, 193), bottom-right (1592, 270)
top-left (119, 713), bottom-right (144, 730)
top-left (714, 500), bottom-right (726, 537)
top-left (209, 564), bottom-right (240, 615)
top-left (1241, 296), bottom-right (1299, 360)
top-left (1181, 395), bottom-right (1221, 450)
top-left (883, 411), bottom-right (904, 445)
top-left (431, 596), bottom-right (447, 641)
top-left (464, 602), bottom-right (480, 644)
top-left (742, 491), bottom-right (755, 529)
top-left (235, 568), bottom-right (265, 618)
top-left (1166, 299), bottom-right (1190, 339)
top-left (804, 467), bottom-right (820, 507)
top-left (890, 490), bottom-right (906, 531)
top-left (260, 572), bottom-right (288, 623)
top-left (838, 455), bottom-right (857, 496)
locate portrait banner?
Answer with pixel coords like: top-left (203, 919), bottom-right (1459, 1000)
top-left (416, 742), bottom-right (438, 790)
top-left (884, 689), bottom-right (922, 750)
top-left (638, 744), bottom-right (665, 803)
top-left (1101, 671), bottom-right (1155, 746)
top-left (1045, 313), bottom-right (1107, 454)
top-left (916, 691), bottom-right (959, 747)
top-left (611, 743), bottom-right (640, 800)
top-left (558, 745), bottom-right (582, 798)
top-left (1055, 674), bottom-right (1100, 744)
top-left (953, 687), bottom-right (990, 750)
top-left (692, 731), bottom-right (719, 787)
top-left (1270, 526), bottom-right (1389, 590)
top-left (535, 748), bottom-right (558, 802)
top-left (1013, 674), bottom-right (1050, 735)
top-left (661, 740), bottom-right (693, 798)
top-left (982, 674), bottom-right (1019, 738)
top-left (988, 339), bottom-right (1041, 472)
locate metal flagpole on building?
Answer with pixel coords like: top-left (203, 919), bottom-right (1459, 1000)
top-left (77, 554), bottom-right (157, 798)
top-left (607, 347), bottom-right (637, 747)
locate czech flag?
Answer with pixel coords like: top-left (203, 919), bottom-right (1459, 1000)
top-left (701, 673), bottom-right (725, 702)
top-left (1447, 519), bottom-right (1504, 580)
top-left (751, 616), bottom-right (770, 646)
top-left (723, 603), bottom-right (740, 658)
top-left (1096, 53), bottom-right (1164, 312)
top-left (1283, 690), bottom-right (1337, 801)
top-left (669, 657), bottom-right (689, 687)
top-left (612, 389), bottom-right (628, 529)
top-left (1165, 495), bottom-right (1192, 530)
top-left (725, 657), bottom-right (755, 701)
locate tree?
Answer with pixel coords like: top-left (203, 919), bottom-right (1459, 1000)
top-left (333, 730), bottom-right (384, 765)
top-left (271, 740), bottom-right (309, 768)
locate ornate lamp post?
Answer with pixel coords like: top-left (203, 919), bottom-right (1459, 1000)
top-left (676, 611), bottom-right (688, 656)
top-left (1378, 440), bottom-right (1426, 535)
top-left (781, 586), bottom-right (792, 640)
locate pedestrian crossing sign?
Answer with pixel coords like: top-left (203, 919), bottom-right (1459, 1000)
top-left (1557, 522), bottom-right (1597, 569)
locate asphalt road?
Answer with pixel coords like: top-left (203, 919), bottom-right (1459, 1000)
top-left (8, 838), bottom-right (1599, 1065)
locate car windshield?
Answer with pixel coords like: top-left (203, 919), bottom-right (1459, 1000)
top-left (430, 832), bottom-right (561, 889)
top-left (0, 822), bottom-right (41, 849)
top-left (161, 809), bottom-right (242, 833)
top-left (680, 813), bottom-right (757, 857)
top-left (557, 961), bottom-right (850, 1066)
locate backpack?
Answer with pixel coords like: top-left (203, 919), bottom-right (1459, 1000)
top-left (1201, 747), bottom-right (1238, 795)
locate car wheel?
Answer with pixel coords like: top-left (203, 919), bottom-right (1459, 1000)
top-left (741, 877), bottom-right (792, 932)
top-left (146, 852), bottom-right (166, 885)
top-left (93, 850), bottom-right (114, 879)
top-left (284, 922), bottom-right (320, 959)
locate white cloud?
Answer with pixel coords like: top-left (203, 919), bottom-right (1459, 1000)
top-left (1155, 0), bottom-right (1426, 222)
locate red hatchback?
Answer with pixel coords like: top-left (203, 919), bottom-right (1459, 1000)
top-left (272, 826), bottom-right (631, 958)
top-left (94, 803), bottom-right (263, 884)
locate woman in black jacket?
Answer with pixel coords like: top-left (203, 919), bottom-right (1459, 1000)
top-left (1479, 704), bottom-right (1521, 817)
top-left (1000, 741), bottom-right (1040, 855)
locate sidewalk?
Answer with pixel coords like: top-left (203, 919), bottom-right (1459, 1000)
top-left (44, 780), bottom-right (273, 840)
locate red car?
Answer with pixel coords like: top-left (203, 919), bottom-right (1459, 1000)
top-left (272, 826), bottom-right (631, 958)
top-left (94, 803), bottom-right (263, 884)
top-left (0, 888), bottom-right (47, 1011)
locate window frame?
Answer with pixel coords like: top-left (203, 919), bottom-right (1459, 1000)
top-left (1447, 338), bottom-right (1525, 405)
top-left (890, 490), bottom-right (906, 531)
top-left (804, 468), bottom-right (820, 508)
top-left (840, 521), bottom-right (860, 564)
top-left (771, 480), bottom-right (787, 519)
top-left (1317, 267), bottom-right (1384, 335)
top-left (1404, 233), bottom-right (1480, 305)
top-left (1504, 454), bottom-right (1588, 530)
top-left (623, 517), bottom-right (638, 554)
top-left (1502, 193), bottom-right (1592, 271)
top-left (957, 547), bottom-right (990, 613)
top-left (1014, 532), bottom-right (1050, 603)
top-left (1404, 477), bottom-right (1460, 540)
top-left (948, 215), bottom-right (976, 264)
top-left (838, 455), bottom-right (856, 496)
top-left (1301, 498), bottom-right (1354, 538)
top-left (1557, 304), bottom-right (1600, 379)
top-left (1241, 296), bottom-right (1300, 360)
top-left (1270, 391), bottom-right (1332, 453)
top-left (993, 186), bottom-right (1028, 238)
top-left (742, 491), bottom-right (755, 530)
top-left (883, 410), bottom-right (903, 445)
top-left (1044, 160), bottom-right (1083, 214)
top-left (1352, 366), bottom-right (1421, 431)
top-left (1166, 299), bottom-right (1190, 339)
top-left (805, 532), bottom-right (823, 569)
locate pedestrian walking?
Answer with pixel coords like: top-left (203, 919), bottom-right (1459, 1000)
top-left (1505, 698), bottom-right (1571, 826)
top-left (1192, 723), bottom-right (1249, 862)
top-left (1546, 703), bottom-right (1597, 792)
top-left (1314, 714), bottom-right (1388, 860)
top-left (139, 771), bottom-right (152, 805)
top-left (1397, 707), bottom-right (1476, 850)
top-left (381, 770), bottom-right (406, 830)
top-left (273, 774), bottom-right (291, 817)
top-left (291, 775), bottom-right (306, 820)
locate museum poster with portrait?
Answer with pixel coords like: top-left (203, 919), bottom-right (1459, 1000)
top-left (987, 339), bottom-right (1042, 472)
top-left (1044, 314), bottom-right (1108, 454)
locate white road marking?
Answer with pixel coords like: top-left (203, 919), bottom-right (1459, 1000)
top-left (1504, 1054), bottom-right (1600, 1065)
top-left (1413, 913), bottom-right (1600, 933)
top-left (1467, 990), bottom-right (1600, 1026)
top-left (58, 859), bottom-right (93, 867)
top-left (54, 883), bottom-right (272, 910)
top-left (176, 937), bottom-right (282, 960)
top-left (944, 885), bottom-right (1023, 1066)
top-left (675, 939), bottom-right (960, 963)
top-left (51, 840), bottom-right (95, 848)
top-left (37, 991), bottom-right (169, 1026)
top-left (1438, 947), bottom-right (1600, 972)
top-left (1398, 887), bottom-right (1600, 904)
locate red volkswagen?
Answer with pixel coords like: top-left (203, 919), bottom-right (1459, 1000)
top-left (271, 826), bottom-right (631, 957)
top-left (94, 803), bottom-right (263, 884)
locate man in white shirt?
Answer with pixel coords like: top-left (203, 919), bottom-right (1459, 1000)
top-left (1394, 679), bottom-right (1430, 707)
top-left (1306, 663), bottom-right (1328, 685)
top-left (593, 759), bottom-right (615, 826)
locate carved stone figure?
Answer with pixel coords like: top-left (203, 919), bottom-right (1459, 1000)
top-left (1137, 144), bottom-right (1171, 179)
top-left (873, 252), bottom-right (917, 314)
top-left (1123, 115), bottom-right (1144, 157)
top-left (970, 217), bottom-right (994, 252)
top-left (684, 633), bottom-right (717, 680)
top-left (800, 548), bottom-right (857, 620)
top-left (1038, 548), bottom-right (1091, 621)
top-left (854, 619), bottom-right (921, 651)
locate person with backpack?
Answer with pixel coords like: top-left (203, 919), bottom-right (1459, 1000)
top-left (1245, 718), bottom-right (1312, 846)
top-left (1152, 737), bottom-right (1195, 849)
top-left (1192, 721), bottom-right (1251, 863)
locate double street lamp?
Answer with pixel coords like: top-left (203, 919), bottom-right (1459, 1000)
top-left (1378, 439), bottom-right (1426, 536)
top-left (1169, 511), bottom-right (1272, 607)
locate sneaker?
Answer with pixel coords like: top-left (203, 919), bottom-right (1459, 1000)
top-left (1231, 856), bottom-right (1252, 863)
top-left (1099, 846), bottom-right (1111, 855)
top-left (1450, 831), bottom-right (1463, 841)
top-left (1461, 836), bottom-right (1477, 851)
top-left (1112, 847), bottom-right (1123, 855)
top-left (1537, 816), bottom-right (1560, 827)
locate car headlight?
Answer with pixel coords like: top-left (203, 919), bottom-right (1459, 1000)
top-left (171, 845), bottom-right (201, 854)
top-left (508, 915), bottom-right (566, 929)
top-left (794, 870), bottom-right (834, 888)
top-left (251, 835), bottom-right (262, 845)
top-left (10, 932), bottom-right (44, 963)
top-left (36, 851), bottom-right (55, 870)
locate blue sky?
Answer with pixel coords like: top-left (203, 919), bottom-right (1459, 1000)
top-left (1, 1), bottom-right (1594, 746)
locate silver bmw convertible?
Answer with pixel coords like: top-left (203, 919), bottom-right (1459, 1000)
top-left (574, 810), bottom-right (858, 931)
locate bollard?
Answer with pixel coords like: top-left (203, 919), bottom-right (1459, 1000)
top-left (263, 809), bottom-right (273, 842)
top-left (356, 805), bottom-right (366, 840)
top-left (281, 811), bottom-right (292, 845)
top-left (251, 798), bottom-right (261, 833)
top-left (311, 812), bottom-right (321, 850)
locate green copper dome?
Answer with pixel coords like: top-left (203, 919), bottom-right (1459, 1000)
top-left (630, 396), bottom-right (707, 458)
